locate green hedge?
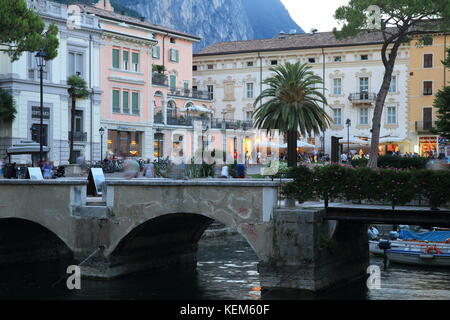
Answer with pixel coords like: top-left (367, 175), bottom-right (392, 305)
top-left (283, 164), bottom-right (450, 209)
top-left (351, 155), bottom-right (429, 169)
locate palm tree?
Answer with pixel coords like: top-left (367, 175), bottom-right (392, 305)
top-left (0, 88), bottom-right (17, 125)
top-left (253, 62), bottom-right (331, 167)
top-left (67, 74), bottom-right (89, 164)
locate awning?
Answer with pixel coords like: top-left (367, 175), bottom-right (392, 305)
top-left (256, 141), bottom-right (283, 148)
top-left (7, 140), bottom-right (50, 155)
top-left (279, 140), bottom-right (317, 148)
top-left (339, 138), bottom-right (369, 145)
top-left (379, 137), bottom-right (410, 144)
top-left (180, 105), bottom-right (213, 113)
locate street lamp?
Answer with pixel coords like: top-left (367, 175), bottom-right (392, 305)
top-left (156, 128), bottom-right (162, 161)
top-left (345, 118), bottom-right (351, 157)
top-left (202, 124), bottom-right (209, 164)
top-left (99, 127), bottom-right (105, 161)
top-left (221, 110), bottom-right (227, 162)
top-left (35, 50), bottom-right (47, 166)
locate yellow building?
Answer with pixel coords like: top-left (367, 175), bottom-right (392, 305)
top-left (408, 33), bottom-right (450, 157)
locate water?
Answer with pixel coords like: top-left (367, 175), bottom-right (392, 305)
top-left (0, 233), bottom-right (449, 300)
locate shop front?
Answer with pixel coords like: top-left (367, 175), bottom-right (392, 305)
top-left (107, 129), bottom-right (143, 158)
top-left (419, 136), bottom-right (438, 157)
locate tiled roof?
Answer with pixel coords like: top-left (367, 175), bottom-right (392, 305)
top-left (79, 5), bottom-right (201, 41)
top-left (194, 30), bottom-right (388, 56)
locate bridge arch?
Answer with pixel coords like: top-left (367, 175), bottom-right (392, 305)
top-left (106, 211), bottom-right (265, 277)
top-left (0, 217), bottom-right (73, 266)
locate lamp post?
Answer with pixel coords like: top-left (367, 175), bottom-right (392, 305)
top-left (156, 128), bottom-right (162, 162)
top-left (35, 50), bottom-right (48, 166)
top-left (99, 127), bottom-right (105, 161)
top-left (346, 118), bottom-right (351, 158)
top-left (221, 110), bottom-right (227, 162)
top-left (202, 124), bottom-right (209, 164)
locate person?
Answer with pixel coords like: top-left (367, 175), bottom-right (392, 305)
top-left (340, 153), bottom-right (348, 163)
top-left (123, 158), bottom-right (140, 179)
top-left (220, 165), bottom-right (229, 178)
top-left (368, 226), bottom-right (380, 240)
top-left (257, 151), bottom-right (261, 164)
top-left (143, 160), bottom-right (154, 178)
top-left (42, 161), bottom-right (53, 179)
top-left (0, 158), bottom-right (3, 178)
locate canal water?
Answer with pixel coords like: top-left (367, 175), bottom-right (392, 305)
top-left (0, 233), bottom-right (449, 300)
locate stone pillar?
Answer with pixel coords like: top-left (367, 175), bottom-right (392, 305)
top-left (258, 208), bottom-right (369, 292)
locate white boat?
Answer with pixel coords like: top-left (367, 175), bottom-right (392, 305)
top-left (387, 247), bottom-right (450, 267)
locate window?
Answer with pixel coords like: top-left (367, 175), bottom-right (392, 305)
top-left (68, 52), bottom-right (84, 77)
top-left (74, 110), bottom-right (83, 132)
top-left (154, 133), bottom-right (164, 158)
top-left (359, 77), bottom-right (369, 93)
top-left (152, 46), bottom-right (160, 59)
top-left (28, 52), bottom-right (49, 81)
top-left (247, 61), bottom-right (254, 67)
top-left (192, 65), bottom-right (198, 71)
top-left (308, 58), bottom-right (316, 63)
top-left (389, 75), bottom-right (397, 93)
top-left (333, 108), bottom-right (342, 125)
top-left (423, 81), bottom-right (433, 95)
top-left (183, 81), bottom-right (189, 94)
top-left (271, 60), bottom-right (278, 65)
top-left (387, 106), bottom-right (397, 124)
top-left (424, 54), bottom-right (433, 68)
top-left (132, 52), bottom-right (139, 72)
top-left (112, 48), bottom-right (120, 69)
top-left (169, 75), bottom-right (176, 90)
top-left (207, 85), bottom-right (214, 100)
top-left (359, 108), bottom-right (369, 125)
top-left (360, 54), bottom-right (369, 61)
top-left (246, 111), bottom-right (253, 121)
top-left (112, 89), bottom-right (120, 113)
top-left (334, 56), bottom-right (342, 62)
top-left (131, 92), bottom-right (139, 115)
top-left (169, 48), bottom-right (179, 62)
top-left (207, 64), bottom-right (214, 70)
top-left (122, 91), bottom-right (129, 113)
top-left (333, 78), bottom-right (342, 95)
top-left (246, 83), bottom-right (254, 99)
top-left (170, 37), bottom-right (176, 44)
top-left (122, 49), bottom-right (129, 70)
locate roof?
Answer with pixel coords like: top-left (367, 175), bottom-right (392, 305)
top-left (194, 30), bottom-right (387, 56)
top-left (79, 5), bottom-right (201, 42)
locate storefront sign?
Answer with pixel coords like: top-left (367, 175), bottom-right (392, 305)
top-left (31, 106), bottom-right (50, 119)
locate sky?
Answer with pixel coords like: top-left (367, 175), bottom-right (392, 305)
top-left (280, 0), bottom-right (350, 33)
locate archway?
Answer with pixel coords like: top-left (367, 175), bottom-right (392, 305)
top-left (0, 218), bottom-right (73, 267)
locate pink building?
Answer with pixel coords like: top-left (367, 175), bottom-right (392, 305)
top-left (81, 0), bottom-right (213, 160)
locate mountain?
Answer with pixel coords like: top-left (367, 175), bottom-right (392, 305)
top-left (52, 0), bottom-right (303, 51)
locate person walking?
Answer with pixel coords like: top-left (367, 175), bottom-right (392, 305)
top-left (143, 160), bottom-right (155, 178)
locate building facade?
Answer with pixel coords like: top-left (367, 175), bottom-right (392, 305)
top-left (193, 31), bottom-right (412, 161)
top-left (407, 33), bottom-right (450, 157)
top-left (0, 0), bottom-right (102, 165)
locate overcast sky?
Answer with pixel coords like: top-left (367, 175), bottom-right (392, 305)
top-left (280, 0), bottom-right (350, 33)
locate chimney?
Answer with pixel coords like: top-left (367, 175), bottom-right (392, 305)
top-left (95, 0), bottom-right (114, 12)
top-left (140, 16), bottom-right (145, 22)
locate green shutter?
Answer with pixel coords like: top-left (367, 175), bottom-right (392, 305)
top-left (132, 92), bottom-right (139, 115)
top-left (170, 75), bottom-right (176, 89)
top-left (112, 49), bottom-right (120, 69)
top-left (156, 46), bottom-right (160, 59)
top-left (132, 52), bottom-right (139, 65)
top-left (123, 91), bottom-right (129, 113)
top-left (175, 49), bottom-right (179, 62)
top-left (112, 90), bottom-right (120, 112)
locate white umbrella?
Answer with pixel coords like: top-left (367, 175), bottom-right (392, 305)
top-left (180, 105), bottom-right (213, 113)
top-left (7, 140), bottom-right (50, 155)
top-left (256, 141), bottom-right (283, 148)
top-left (279, 140), bottom-right (317, 148)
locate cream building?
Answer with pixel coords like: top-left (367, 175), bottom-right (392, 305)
top-left (193, 30), bottom-right (412, 160)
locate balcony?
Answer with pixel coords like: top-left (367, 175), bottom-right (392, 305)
top-left (152, 73), bottom-right (168, 86)
top-left (348, 92), bottom-right (377, 105)
top-left (209, 119), bottom-right (254, 130)
top-left (415, 121), bottom-right (436, 134)
top-left (154, 113), bottom-right (164, 124)
top-left (168, 87), bottom-right (213, 101)
top-left (69, 131), bottom-right (88, 142)
top-left (166, 116), bottom-right (193, 126)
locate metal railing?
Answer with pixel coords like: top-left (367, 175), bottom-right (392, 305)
top-left (348, 92), bottom-right (377, 103)
top-left (415, 121), bottom-right (436, 133)
top-left (152, 73), bottom-right (168, 86)
top-left (167, 87), bottom-right (213, 101)
top-left (69, 131), bottom-right (87, 142)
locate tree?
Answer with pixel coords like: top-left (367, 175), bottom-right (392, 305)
top-left (253, 62), bottom-right (331, 167)
top-left (67, 75), bottom-right (89, 164)
top-left (0, 0), bottom-right (59, 62)
top-left (0, 88), bottom-right (17, 125)
top-left (334, 0), bottom-right (450, 168)
top-left (434, 47), bottom-right (450, 140)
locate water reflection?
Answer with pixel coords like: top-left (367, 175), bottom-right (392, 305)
top-left (0, 233), bottom-right (449, 300)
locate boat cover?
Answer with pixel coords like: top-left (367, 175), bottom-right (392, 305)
top-left (399, 229), bottom-right (450, 242)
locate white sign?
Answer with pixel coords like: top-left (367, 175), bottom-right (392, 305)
top-left (27, 167), bottom-right (44, 180)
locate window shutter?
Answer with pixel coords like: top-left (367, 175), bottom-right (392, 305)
top-left (170, 75), bottom-right (176, 89)
top-left (123, 91), bottom-right (129, 113)
top-left (113, 90), bottom-right (120, 112)
top-left (132, 52), bottom-right (139, 65)
top-left (175, 49), bottom-right (179, 62)
top-left (132, 92), bottom-right (139, 115)
top-left (112, 49), bottom-right (120, 68)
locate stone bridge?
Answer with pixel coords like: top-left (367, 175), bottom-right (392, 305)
top-left (0, 179), bottom-right (368, 292)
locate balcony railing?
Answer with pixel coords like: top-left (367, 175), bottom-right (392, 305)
top-left (348, 92), bottom-right (377, 104)
top-left (209, 119), bottom-right (254, 130)
top-left (168, 87), bottom-right (213, 101)
top-left (415, 121), bottom-right (436, 133)
top-left (167, 116), bottom-right (193, 126)
top-left (69, 131), bottom-right (88, 142)
top-left (152, 73), bottom-right (168, 86)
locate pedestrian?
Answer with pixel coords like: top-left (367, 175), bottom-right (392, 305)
top-left (143, 159), bottom-right (155, 178)
top-left (220, 164), bottom-right (229, 178)
top-left (0, 158), bottom-right (3, 178)
top-left (42, 161), bottom-right (53, 179)
top-left (257, 151), bottom-right (261, 164)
